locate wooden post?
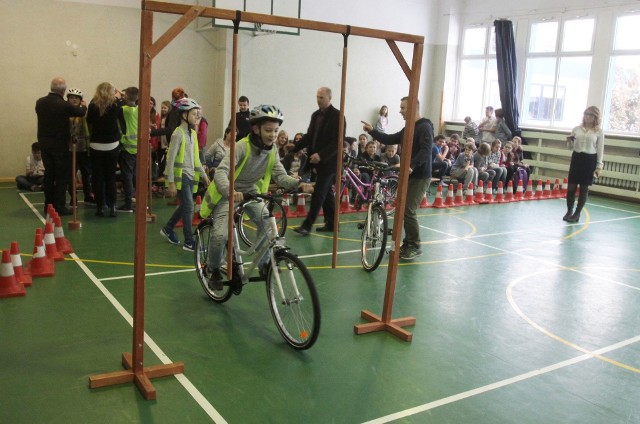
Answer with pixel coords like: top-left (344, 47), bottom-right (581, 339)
top-left (68, 142), bottom-right (81, 230)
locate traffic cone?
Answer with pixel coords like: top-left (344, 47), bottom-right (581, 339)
top-left (484, 181), bottom-right (494, 203)
top-left (0, 249), bottom-right (26, 298)
top-left (419, 192), bottom-right (430, 208)
top-left (192, 196), bottom-right (202, 226)
top-left (475, 180), bottom-right (486, 204)
top-left (542, 179), bottom-right (551, 199)
top-left (10, 242), bottom-right (31, 287)
top-left (495, 181), bottom-right (506, 203)
top-left (46, 204), bottom-right (56, 224)
top-left (432, 184), bottom-right (445, 208)
top-left (282, 193), bottom-right (297, 218)
top-left (551, 178), bottom-right (561, 199)
top-left (514, 180), bottom-right (524, 201)
top-left (453, 183), bottom-right (465, 206)
top-left (561, 178), bottom-right (568, 197)
top-left (339, 187), bottom-right (353, 213)
top-left (504, 181), bottom-right (515, 202)
top-left (53, 215), bottom-right (73, 254)
top-left (464, 183), bottom-right (476, 205)
top-left (443, 184), bottom-right (455, 207)
top-left (27, 230), bottom-right (54, 277)
top-left (534, 179), bottom-right (544, 200)
top-left (43, 222), bottom-right (64, 262)
top-left (295, 193), bottom-right (308, 217)
top-left (523, 180), bottom-right (534, 200)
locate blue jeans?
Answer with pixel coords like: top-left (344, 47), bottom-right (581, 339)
top-left (164, 174), bottom-right (195, 243)
top-left (118, 150), bottom-right (136, 207)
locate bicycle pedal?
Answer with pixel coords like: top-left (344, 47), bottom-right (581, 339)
top-left (357, 223), bottom-right (364, 230)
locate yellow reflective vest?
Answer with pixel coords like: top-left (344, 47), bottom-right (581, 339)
top-left (121, 105), bottom-right (138, 154)
top-left (166, 126), bottom-right (201, 193)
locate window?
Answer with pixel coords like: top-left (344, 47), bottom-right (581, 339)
top-left (456, 27), bottom-right (500, 121)
top-left (521, 18), bottom-right (594, 127)
top-left (603, 14), bottom-right (640, 133)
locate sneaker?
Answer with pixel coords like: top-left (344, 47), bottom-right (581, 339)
top-left (207, 268), bottom-right (224, 291)
top-left (116, 205), bottom-right (134, 213)
top-left (399, 243), bottom-right (422, 261)
top-left (160, 228), bottom-right (180, 245)
top-left (183, 240), bottom-right (195, 252)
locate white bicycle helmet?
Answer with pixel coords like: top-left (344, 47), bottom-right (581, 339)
top-left (174, 97), bottom-right (201, 111)
top-left (66, 88), bottom-right (83, 99)
top-left (249, 104), bottom-right (284, 125)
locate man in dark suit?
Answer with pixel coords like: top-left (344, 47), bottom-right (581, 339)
top-left (293, 87), bottom-right (345, 235)
top-left (35, 77), bottom-right (87, 215)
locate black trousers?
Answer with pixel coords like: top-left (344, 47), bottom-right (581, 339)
top-left (300, 168), bottom-right (335, 230)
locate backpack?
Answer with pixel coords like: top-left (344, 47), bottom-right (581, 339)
top-left (512, 167), bottom-right (528, 190)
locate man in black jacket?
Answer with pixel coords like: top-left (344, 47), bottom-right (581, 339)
top-left (35, 77), bottom-right (87, 215)
top-left (293, 87), bottom-right (345, 235)
top-left (363, 96), bottom-right (433, 260)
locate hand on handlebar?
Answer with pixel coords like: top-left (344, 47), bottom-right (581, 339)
top-left (233, 191), bottom-right (244, 203)
top-left (298, 182), bottom-right (314, 193)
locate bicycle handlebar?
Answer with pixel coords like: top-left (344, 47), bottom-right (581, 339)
top-left (344, 154), bottom-right (391, 172)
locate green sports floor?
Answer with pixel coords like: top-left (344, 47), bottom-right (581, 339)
top-left (1, 181), bottom-right (639, 423)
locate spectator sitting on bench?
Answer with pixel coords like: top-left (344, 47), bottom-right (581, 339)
top-left (450, 141), bottom-right (478, 189)
top-left (432, 134), bottom-right (451, 180)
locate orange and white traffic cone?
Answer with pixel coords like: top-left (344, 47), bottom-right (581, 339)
top-left (339, 187), bottom-right (353, 213)
top-left (464, 183), bottom-right (476, 205)
top-left (192, 195), bottom-right (202, 226)
top-left (504, 181), bottom-right (515, 202)
top-left (475, 180), bottom-right (486, 204)
top-left (46, 204), bottom-right (56, 224)
top-left (453, 183), bottom-right (465, 206)
top-left (495, 181), bottom-right (506, 203)
top-left (514, 180), bottom-right (524, 201)
top-left (523, 179), bottom-right (534, 200)
top-left (53, 215), bottom-right (73, 254)
top-left (295, 193), bottom-right (308, 217)
top-left (542, 179), bottom-right (551, 199)
top-left (27, 230), bottom-right (54, 277)
top-left (281, 193), bottom-right (296, 218)
top-left (0, 249), bottom-right (26, 298)
top-left (419, 192), bottom-right (430, 208)
top-left (560, 178), bottom-right (568, 197)
top-left (43, 222), bottom-right (64, 262)
top-left (484, 181), bottom-right (494, 203)
top-left (551, 178), bottom-right (561, 199)
top-left (534, 179), bottom-right (544, 200)
top-left (10, 241), bottom-right (31, 287)
top-left (443, 184), bottom-right (455, 207)
top-left (432, 184), bottom-right (445, 208)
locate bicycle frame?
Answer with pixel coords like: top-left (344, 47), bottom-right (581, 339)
top-left (342, 165), bottom-right (375, 205)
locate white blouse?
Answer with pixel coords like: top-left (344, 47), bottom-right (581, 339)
top-left (569, 125), bottom-right (604, 169)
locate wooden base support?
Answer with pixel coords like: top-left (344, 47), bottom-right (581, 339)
top-left (68, 220), bottom-right (82, 230)
top-left (353, 309), bottom-right (416, 342)
top-left (146, 213), bottom-right (157, 223)
top-left (89, 352), bottom-right (184, 400)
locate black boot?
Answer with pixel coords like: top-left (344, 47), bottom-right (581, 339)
top-left (567, 186), bottom-right (588, 223)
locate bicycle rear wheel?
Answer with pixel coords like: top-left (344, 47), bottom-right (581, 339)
top-left (361, 203), bottom-right (388, 272)
top-left (237, 201), bottom-right (287, 247)
top-left (266, 250), bottom-right (321, 350)
top-left (194, 219), bottom-right (233, 303)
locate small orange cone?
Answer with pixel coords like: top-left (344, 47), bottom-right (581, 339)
top-left (542, 179), bottom-right (551, 199)
top-left (43, 222), bottom-right (64, 262)
top-left (523, 180), bottom-right (534, 200)
top-left (551, 178), bottom-right (561, 199)
top-left (53, 215), bottom-right (73, 254)
top-left (46, 204), bottom-right (56, 224)
top-left (443, 184), bottom-right (455, 207)
top-left (453, 183), bottom-right (465, 206)
top-left (560, 178), bottom-right (568, 197)
top-left (339, 187), bottom-right (353, 213)
top-left (514, 180), bottom-right (524, 201)
top-left (484, 181), bottom-right (494, 203)
top-left (281, 193), bottom-right (296, 218)
top-left (432, 184), bottom-right (445, 208)
top-left (419, 192), bottom-right (430, 208)
top-left (295, 193), bottom-right (308, 217)
top-left (495, 181), bottom-right (506, 203)
top-left (534, 179), bottom-right (545, 200)
top-left (504, 181), bottom-right (515, 202)
top-left (475, 180), bottom-right (486, 204)
top-left (464, 183), bottom-right (476, 205)
top-left (0, 249), bottom-right (26, 298)
top-left (10, 242), bottom-right (32, 287)
top-left (27, 230), bottom-right (54, 277)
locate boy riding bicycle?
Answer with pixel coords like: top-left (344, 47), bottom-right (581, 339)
top-left (200, 104), bottom-right (313, 290)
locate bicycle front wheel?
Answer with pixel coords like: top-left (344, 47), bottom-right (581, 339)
top-left (238, 201), bottom-right (287, 248)
top-left (266, 250), bottom-right (321, 350)
top-left (361, 203), bottom-right (388, 272)
top-left (194, 219), bottom-right (233, 303)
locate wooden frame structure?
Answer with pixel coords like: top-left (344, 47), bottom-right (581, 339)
top-left (89, 0), bottom-right (424, 400)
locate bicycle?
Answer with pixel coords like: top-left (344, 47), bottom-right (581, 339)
top-left (343, 155), bottom-right (398, 272)
top-left (194, 192), bottom-right (321, 350)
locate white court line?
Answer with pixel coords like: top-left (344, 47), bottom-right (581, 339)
top-left (362, 334), bottom-right (640, 424)
top-left (20, 195), bottom-right (228, 424)
top-left (101, 267), bottom-right (194, 281)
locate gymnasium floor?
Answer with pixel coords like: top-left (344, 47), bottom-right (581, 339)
top-left (1, 181), bottom-right (639, 424)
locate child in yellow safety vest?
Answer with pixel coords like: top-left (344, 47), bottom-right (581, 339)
top-left (160, 98), bottom-right (210, 252)
top-left (117, 87), bottom-right (139, 212)
top-left (202, 104), bottom-right (313, 291)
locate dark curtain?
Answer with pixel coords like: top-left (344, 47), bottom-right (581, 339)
top-left (494, 19), bottom-right (520, 134)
